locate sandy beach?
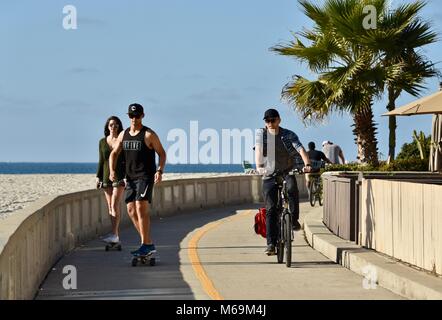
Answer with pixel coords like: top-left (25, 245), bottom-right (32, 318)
top-left (0, 173), bottom-right (240, 219)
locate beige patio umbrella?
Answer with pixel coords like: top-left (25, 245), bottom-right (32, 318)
top-left (383, 90), bottom-right (442, 116)
top-left (382, 87), bottom-right (442, 172)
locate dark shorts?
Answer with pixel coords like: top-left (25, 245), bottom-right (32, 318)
top-left (125, 178), bottom-right (154, 204)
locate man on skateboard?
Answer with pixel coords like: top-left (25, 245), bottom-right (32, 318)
top-left (109, 103), bottom-right (166, 257)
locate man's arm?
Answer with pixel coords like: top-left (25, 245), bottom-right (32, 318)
top-left (146, 130), bottom-right (166, 184)
top-left (299, 148), bottom-right (312, 172)
top-left (109, 131), bottom-right (124, 182)
top-left (287, 130), bottom-right (312, 172)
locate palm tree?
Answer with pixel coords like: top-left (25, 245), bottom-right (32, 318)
top-left (272, 0), bottom-right (402, 166)
top-left (362, 1), bottom-right (439, 160)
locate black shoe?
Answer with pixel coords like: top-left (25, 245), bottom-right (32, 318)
top-left (265, 244), bottom-right (276, 256)
top-left (293, 220), bottom-right (302, 231)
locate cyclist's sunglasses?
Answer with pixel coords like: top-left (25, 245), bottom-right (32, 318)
top-left (129, 114), bottom-right (142, 119)
top-left (264, 118), bottom-right (278, 123)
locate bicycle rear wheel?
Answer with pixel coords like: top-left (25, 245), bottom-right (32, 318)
top-left (315, 178), bottom-right (323, 206)
top-left (309, 181), bottom-right (316, 207)
top-left (284, 213), bottom-right (292, 267)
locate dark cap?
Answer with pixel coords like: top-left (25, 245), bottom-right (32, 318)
top-left (128, 103), bottom-right (144, 116)
top-left (263, 108), bottom-right (280, 120)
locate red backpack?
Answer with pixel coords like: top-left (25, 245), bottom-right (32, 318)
top-left (254, 208), bottom-right (267, 238)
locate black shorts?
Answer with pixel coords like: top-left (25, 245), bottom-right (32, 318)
top-left (125, 178), bottom-right (154, 204)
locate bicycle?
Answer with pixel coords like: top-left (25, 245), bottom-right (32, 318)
top-left (308, 173), bottom-right (323, 207)
top-left (307, 161), bottom-right (324, 207)
top-left (271, 169), bottom-right (301, 268)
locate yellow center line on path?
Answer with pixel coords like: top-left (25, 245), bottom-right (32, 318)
top-left (187, 209), bottom-right (255, 300)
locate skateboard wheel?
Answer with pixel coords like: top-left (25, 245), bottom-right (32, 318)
top-left (149, 258), bottom-right (156, 266)
top-left (131, 258), bottom-right (138, 267)
top-left (105, 245), bottom-right (109, 251)
top-left (117, 245), bottom-right (122, 251)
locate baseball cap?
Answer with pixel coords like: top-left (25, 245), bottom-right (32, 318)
top-left (263, 108), bottom-right (280, 120)
top-left (322, 140), bottom-right (331, 146)
top-left (127, 103), bottom-right (144, 116)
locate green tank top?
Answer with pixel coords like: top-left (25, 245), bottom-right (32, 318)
top-left (96, 138), bottom-right (125, 185)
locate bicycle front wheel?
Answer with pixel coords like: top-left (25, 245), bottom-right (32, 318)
top-left (284, 213), bottom-right (292, 267)
top-left (277, 215), bottom-right (284, 264)
top-left (277, 240), bottom-right (284, 264)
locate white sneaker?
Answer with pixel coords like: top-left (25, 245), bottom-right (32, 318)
top-left (103, 234), bottom-right (120, 244)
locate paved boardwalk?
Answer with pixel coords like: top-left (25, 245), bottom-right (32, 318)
top-left (37, 203), bottom-right (403, 300)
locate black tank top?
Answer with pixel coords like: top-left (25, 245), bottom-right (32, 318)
top-left (122, 126), bottom-right (156, 180)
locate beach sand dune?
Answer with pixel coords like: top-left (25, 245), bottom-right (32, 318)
top-left (0, 173), bottom-right (240, 219)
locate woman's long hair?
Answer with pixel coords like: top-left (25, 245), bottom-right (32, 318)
top-left (104, 116), bottom-right (124, 137)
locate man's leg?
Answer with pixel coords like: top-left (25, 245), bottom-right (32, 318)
top-left (285, 174), bottom-right (301, 229)
top-left (126, 201), bottom-right (141, 235)
top-left (135, 200), bottom-right (152, 245)
top-left (262, 178), bottom-right (278, 249)
top-left (131, 179), bottom-right (156, 256)
top-left (125, 180), bottom-right (141, 236)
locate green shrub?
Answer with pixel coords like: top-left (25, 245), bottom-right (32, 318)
top-left (396, 131), bottom-right (431, 161)
top-left (322, 158), bottom-right (428, 173)
top-left (379, 158), bottom-right (429, 172)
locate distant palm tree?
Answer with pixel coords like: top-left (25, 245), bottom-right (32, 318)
top-left (362, 1), bottom-right (439, 160)
top-left (272, 0), bottom-right (403, 166)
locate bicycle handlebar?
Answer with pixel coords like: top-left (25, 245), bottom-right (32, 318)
top-left (269, 167), bottom-right (309, 178)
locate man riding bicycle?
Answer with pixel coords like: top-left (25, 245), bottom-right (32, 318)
top-left (305, 141), bottom-right (332, 190)
top-left (255, 108), bottom-right (312, 256)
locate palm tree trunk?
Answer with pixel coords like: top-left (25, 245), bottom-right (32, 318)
top-left (353, 105), bottom-right (379, 166)
top-left (387, 87), bottom-right (400, 162)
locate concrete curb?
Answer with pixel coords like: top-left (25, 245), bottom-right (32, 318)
top-left (304, 207), bottom-right (442, 300)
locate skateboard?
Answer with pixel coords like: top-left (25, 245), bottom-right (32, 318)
top-left (105, 242), bottom-right (122, 251)
top-left (131, 252), bottom-right (156, 267)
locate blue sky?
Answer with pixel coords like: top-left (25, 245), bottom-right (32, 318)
top-left (0, 0), bottom-right (441, 163)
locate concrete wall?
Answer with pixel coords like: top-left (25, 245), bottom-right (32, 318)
top-left (361, 179), bottom-right (442, 276)
top-left (0, 174), bottom-right (307, 300)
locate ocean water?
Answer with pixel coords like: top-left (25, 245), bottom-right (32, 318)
top-left (0, 163), bottom-right (244, 174)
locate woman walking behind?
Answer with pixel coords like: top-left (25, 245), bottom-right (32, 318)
top-left (96, 116), bottom-right (126, 244)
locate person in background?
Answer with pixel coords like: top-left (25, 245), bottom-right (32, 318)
top-left (305, 141), bottom-right (331, 189)
top-left (96, 116), bottom-right (126, 244)
top-left (322, 140), bottom-right (345, 164)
